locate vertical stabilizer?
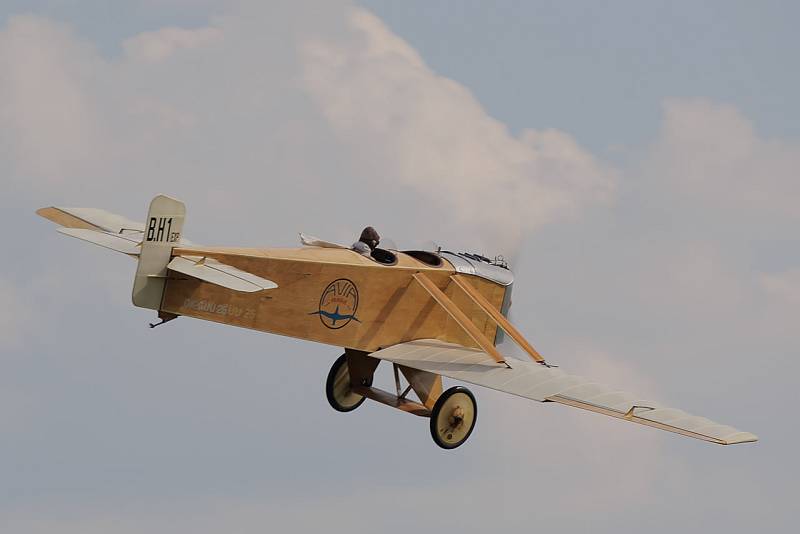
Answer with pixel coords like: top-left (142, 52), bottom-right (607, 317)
top-left (132, 195), bottom-right (186, 310)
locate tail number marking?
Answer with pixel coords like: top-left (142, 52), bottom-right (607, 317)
top-left (146, 217), bottom-right (180, 243)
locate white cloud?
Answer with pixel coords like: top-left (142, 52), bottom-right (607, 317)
top-left (301, 9), bottom-right (617, 252)
top-left (645, 98), bottom-right (800, 219)
top-left (622, 98), bottom-right (800, 342)
top-left (0, 16), bottom-right (104, 182)
top-left (0, 4), bottom-right (616, 256)
top-left (123, 26), bottom-right (223, 63)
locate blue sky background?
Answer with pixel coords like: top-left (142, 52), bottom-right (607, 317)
top-left (365, 1), bottom-right (800, 148)
top-left (6, 0), bottom-right (798, 149)
top-left (1, 1), bottom-right (797, 532)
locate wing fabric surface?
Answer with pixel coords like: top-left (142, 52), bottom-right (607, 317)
top-left (167, 255), bottom-right (278, 292)
top-left (372, 340), bottom-right (757, 445)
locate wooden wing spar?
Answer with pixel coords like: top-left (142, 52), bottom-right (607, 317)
top-left (36, 194), bottom-right (759, 450)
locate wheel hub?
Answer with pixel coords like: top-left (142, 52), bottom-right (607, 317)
top-left (449, 405), bottom-right (465, 428)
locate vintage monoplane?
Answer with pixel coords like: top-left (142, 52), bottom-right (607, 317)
top-left (37, 195), bottom-right (758, 449)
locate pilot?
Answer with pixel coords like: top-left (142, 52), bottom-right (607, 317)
top-left (352, 226), bottom-right (380, 257)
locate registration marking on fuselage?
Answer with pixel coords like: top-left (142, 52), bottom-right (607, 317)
top-left (182, 297), bottom-right (256, 320)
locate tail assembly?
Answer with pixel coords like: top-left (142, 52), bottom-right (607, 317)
top-left (38, 194), bottom-right (278, 317)
top-left (37, 194), bottom-right (186, 310)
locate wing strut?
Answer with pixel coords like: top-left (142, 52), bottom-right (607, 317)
top-left (449, 274), bottom-right (546, 365)
top-left (411, 273), bottom-right (508, 367)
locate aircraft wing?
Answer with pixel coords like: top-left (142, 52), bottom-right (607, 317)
top-left (372, 339), bottom-right (757, 445)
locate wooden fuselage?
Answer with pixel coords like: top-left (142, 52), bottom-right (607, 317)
top-left (160, 247), bottom-right (508, 352)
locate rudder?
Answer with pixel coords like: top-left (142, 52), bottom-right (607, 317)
top-left (132, 195), bottom-right (186, 310)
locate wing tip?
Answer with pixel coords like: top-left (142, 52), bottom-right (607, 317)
top-left (721, 432), bottom-right (759, 445)
top-left (36, 206), bottom-right (60, 223)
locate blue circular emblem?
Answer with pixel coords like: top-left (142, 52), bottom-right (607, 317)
top-left (311, 278), bottom-right (360, 329)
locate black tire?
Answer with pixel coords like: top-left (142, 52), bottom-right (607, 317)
top-left (429, 386), bottom-right (477, 449)
top-left (325, 354), bottom-right (367, 412)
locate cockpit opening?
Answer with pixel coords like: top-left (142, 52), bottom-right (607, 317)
top-left (370, 247), bottom-right (397, 265)
top-left (402, 250), bottom-right (443, 267)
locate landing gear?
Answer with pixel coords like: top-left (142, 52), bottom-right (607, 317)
top-left (325, 354), bottom-right (367, 412)
top-left (325, 354), bottom-right (478, 449)
top-left (429, 386), bottom-right (477, 449)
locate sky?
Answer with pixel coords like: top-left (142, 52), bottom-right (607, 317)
top-left (1, 1), bottom-right (798, 532)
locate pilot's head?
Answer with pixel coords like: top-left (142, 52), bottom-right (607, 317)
top-left (359, 226), bottom-right (380, 250)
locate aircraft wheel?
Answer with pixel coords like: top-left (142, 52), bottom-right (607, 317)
top-left (429, 386), bottom-right (477, 449)
top-left (326, 354), bottom-right (366, 412)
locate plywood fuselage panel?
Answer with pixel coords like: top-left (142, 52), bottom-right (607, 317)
top-left (160, 247), bottom-right (507, 352)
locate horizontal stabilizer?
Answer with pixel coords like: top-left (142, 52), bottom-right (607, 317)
top-left (38, 207), bottom-right (144, 234)
top-left (38, 205), bottom-right (194, 250)
top-left (58, 228), bottom-right (141, 256)
top-left (167, 255), bottom-right (278, 292)
top-left (372, 340), bottom-right (758, 446)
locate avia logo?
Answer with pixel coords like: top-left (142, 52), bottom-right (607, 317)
top-left (309, 278), bottom-right (361, 329)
